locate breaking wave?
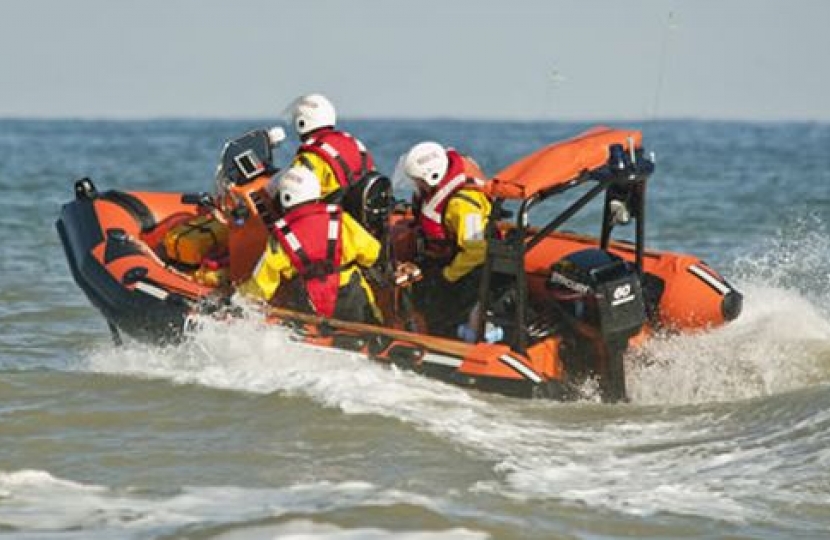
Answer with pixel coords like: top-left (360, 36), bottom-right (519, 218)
top-left (629, 211), bottom-right (830, 405)
top-left (0, 469), bottom-right (485, 540)
top-left (73, 212), bottom-right (830, 530)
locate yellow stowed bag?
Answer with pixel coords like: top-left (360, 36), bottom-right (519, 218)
top-left (193, 265), bottom-right (230, 288)
top-left (163, 214), bottom-right (229, 266)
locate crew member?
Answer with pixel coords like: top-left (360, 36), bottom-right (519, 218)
top-left (285, 93), bottom-right (377, 204)
top-left (400, 141), bottom-right (492, 335)
top-left (240, 166), bottom-right (382, 323)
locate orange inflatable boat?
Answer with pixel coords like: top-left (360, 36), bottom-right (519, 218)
top-left (57, 127), bottom-right (742, 401)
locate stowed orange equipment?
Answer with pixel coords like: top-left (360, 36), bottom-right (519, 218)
top-left (490, 126), bottom-right (642, 199)
top-left (163, 214), bottom-right (229, 267)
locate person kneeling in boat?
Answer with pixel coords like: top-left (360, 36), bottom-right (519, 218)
top-left (285, 93), bottom-right (378, 207)
top-left (239, 166), bottom-right (382, 324)
top-left (399, 141), bottom-right (492, 337)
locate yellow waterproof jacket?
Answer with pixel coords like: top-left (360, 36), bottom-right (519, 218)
top-left (240, 212), bottom-right (381, 315)
top-left (291, 152), bottom-right (341, 201)
top-left (441, 188), bottom-right (492, 283)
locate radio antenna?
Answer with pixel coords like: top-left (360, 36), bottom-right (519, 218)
top-left (651, 10), bottom-right (677, 120)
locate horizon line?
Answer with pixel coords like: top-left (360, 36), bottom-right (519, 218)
top-left (1, 114), bottom-right (828, 126)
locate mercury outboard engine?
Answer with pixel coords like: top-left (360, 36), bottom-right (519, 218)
top-left (547, 248), bottom-right (647, 402)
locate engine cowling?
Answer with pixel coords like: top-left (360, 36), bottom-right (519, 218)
top-left (547, 248), bottom-right (647, 343)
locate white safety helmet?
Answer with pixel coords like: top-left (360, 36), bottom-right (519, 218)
top-left (404, 141), bottom-right (448, 188)
top-left (291, 93), bottom-right (336, 136)
top-left (278, 166), bottom-right (321, 209)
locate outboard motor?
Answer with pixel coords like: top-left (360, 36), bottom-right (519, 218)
top-left (547, 248), bottom-right (647, 402)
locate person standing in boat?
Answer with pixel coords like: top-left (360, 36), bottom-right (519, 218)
top-left (239, 166), bottom-right (382, 324)
top-left (283, 93), bottom-right (378, 207)
top-left (398, 141), bottom-right (492, 336)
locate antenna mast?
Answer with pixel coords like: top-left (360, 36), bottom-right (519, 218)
top-left (651, 11), bottom-right (676, 119)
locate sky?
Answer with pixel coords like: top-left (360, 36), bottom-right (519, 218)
top-left (1, 0), bottom-right (829, 122)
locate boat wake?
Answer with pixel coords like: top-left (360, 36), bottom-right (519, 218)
top-left (83, 216), bottom-right (830, 410)
top-left (77, 276), bottom-right (830, 526)
top-left (75, 214), bottom-right (830, 527)
top-left (627, 282), bottom-right (830, 405)
top-left (629, 212), bottom-right (830, 405)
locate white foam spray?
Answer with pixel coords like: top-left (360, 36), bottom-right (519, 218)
top-left (629, 212), bottom-right (830, 405)
top-left (74, 214), bottom-right (830, 527)
top-left (0, 469), bottom-right (486, 540)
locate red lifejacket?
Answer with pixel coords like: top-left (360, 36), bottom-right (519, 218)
top-left (272, 203), bottom-right (344, 318)
top-left (418, 149), bottom-right (489, 244)
top-left (297, 128), bottom-right (375, 193)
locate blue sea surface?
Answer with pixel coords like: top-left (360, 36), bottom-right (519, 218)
top-left (0, 118), bottom-right (829, 539)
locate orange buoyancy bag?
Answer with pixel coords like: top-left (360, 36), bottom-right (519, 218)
top-left (271, 203), bottom-right (344, 318)
top-left (163, 214), bottom-right (229, 266)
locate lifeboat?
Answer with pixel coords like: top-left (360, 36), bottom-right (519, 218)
top-left (57, 126), bottom-right (742, 402)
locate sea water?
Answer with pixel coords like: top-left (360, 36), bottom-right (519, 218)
top-left (1, 118), bottom-right (829, 539)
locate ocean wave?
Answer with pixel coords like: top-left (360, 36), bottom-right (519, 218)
top-left (0, 469), bottom-right (483, 540)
